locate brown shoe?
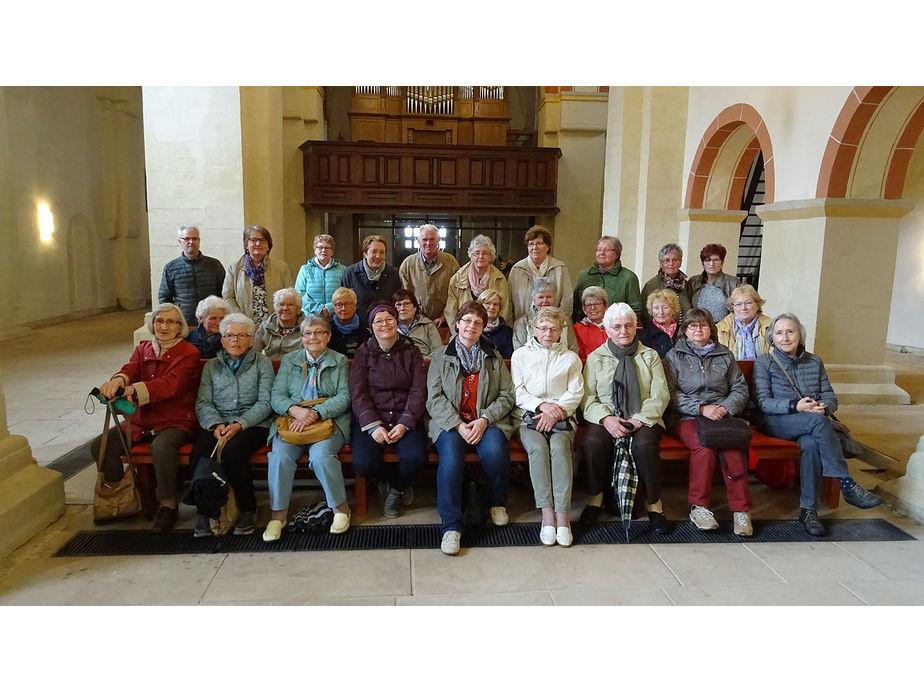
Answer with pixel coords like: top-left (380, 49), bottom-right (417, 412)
top-left (152, 505), bottom-right (178, 533)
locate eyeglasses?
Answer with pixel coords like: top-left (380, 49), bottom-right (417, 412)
top-left (459, 317), bottom-right (484, 328)
top-left (470, 251), bottom-right (493, 258)
top-left (248, 238), bottom-right (268, 245)
top-left (372, 316), bottom-right (397, 326)
top-left (584, 300), bottom-right (605, 308)
top-left (178, 236), bottom-right (199, 243)
top-left (609, 324), bottom-right (634, 332)
top-left (394, 301), bottom-right (415, 309)
top-left (333, 302), bottom-right (354, 309)
top-left (686, 323), bottom-right (710, 331)
top-left (703, 257), bottom-right (722, 264)
top-left (527, 241), bottom-right (547, 249)
top-left (733, 300), bottom-right (755, 308)
top-left (596, 246), bottom-right (616, 253)
top-left (535, 325), bottom-right (562, 333)
top-left (222, 333), bottom-right (251, 341)
top-left (153, 318), bottom-right (180, 326)
top-left (314, 245), bottom-right (333, 252)
top-left (301, 330), bottom-right (329, 338)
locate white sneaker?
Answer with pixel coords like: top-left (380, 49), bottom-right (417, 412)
top-left (262, 519), bottom-right (286, 542)
top-left (556, 526), bottom-right (573, 547)
top-left (490, 506), bottom-right (509, 526)
top-left (733, 511), bottom-right (753, 537)
top-left (689, 505), bottom-right (719, 531)
top-left (539, 526), bottom-right (557, 546)
top-left (440, 530), bottom-right (461, 555)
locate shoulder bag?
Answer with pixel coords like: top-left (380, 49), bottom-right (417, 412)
top-left (694, 414), bottom-right (753, 451)
top-left (276, 397), bottom-right (335, 445)
top-left (92, 405), bottom-right (143, 523)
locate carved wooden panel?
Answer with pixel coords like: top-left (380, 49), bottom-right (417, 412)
top-left (301, 141), bottom-right (560, 214)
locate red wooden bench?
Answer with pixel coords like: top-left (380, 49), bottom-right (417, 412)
top-left (126, 355), bottom-right (840, 517)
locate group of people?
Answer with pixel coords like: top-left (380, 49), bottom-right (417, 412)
top-left (94, 224), bottom-right (880, 554)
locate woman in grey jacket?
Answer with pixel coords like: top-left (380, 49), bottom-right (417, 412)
top-left (754, 313), bottom-right (881, 536)
top-left (189, 313), bottom-right (275, 538)
top-left (427, 301), bottom-right (516, 556)
top-left (663, 308), bottom-right (753, 536)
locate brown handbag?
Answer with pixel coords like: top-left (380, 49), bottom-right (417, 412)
top-left (93, 407), bottom-right (143, 523)
top-left (275, 397), bottom-right (335, 445)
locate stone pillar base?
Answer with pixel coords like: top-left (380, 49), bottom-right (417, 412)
top-left (826, 363), bottom-right (910, 405)
top-left (0, 434), bottom-right (65, 560)
top-left (877, 435), bottom-right (924, 524)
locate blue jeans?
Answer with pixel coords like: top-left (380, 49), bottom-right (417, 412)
top-left (435, 427), bottom-right (510, 533)
top-left (761, 412), bottom-right (849, 509)
top-left (267, 429), bottom-right (346, 511)
top-left (349, 423), bottom-right (427, 492)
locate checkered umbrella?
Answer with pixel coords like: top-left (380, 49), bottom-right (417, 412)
top-left (610, 435), bottom-right (637, 541)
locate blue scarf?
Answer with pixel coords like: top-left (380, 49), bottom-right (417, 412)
top-left (243, 254), bottom-right (266, 287)
top-left (733, 317), bottom-right (759, 360)
top-left (333, 313), bottom-right (361, 335)
top-left (398, 315), bottom-right (420, 337)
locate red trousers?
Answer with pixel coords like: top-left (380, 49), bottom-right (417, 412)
top-left (670, 419), bottom-right (752, 512)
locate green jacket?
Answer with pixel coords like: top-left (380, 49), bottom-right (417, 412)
top-left (269, 347), bottom-right (351, 442)
top-left (426, 337), bottom-right (516, 441)
top-left (196, 349), bottom-right (276, 432)
top-left (581, 340), bottom-right (669, 429)
top-left (572, 261), bottom-right (642, 323)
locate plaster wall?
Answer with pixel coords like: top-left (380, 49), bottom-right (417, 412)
top-left (0, 86), bottom-right (149, 335)
top-left (887, 142), bottom-right (924, 350)
top-left (142, 86), bottom-right (245, 304)
top-left (685, 87), bottom-right (854, 202)
top-left (240, 86), bottom-right (285, 257)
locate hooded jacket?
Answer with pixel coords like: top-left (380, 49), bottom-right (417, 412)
top-left (196, 348), bottom-right (275, 432)
top-left (581, 340), bottom-right (669, 429)
top-left (349, 335), bottom-right (427, 431)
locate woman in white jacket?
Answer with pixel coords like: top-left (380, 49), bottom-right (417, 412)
top-left (511, 306), bottom-right (584, 547)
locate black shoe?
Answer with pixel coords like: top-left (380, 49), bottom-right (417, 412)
top-left (799, 508), bottom-right (827, 536)
top-left (841, 481), bottom-right (883, 509)
top-left (648, 511), bottom-right (671, 534)
top-left (579, 504), bottom-right (602, 524)
top-left (193, 514), bottom-right (213, 538)
top-left (234, 510), bottom-right (256, 536)
top-left (152, 505), bottom-right (178, 533)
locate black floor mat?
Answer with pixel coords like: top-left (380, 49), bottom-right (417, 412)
top-left (54, 518), bottom-right (915, 557)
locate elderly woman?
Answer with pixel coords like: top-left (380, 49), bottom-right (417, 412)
top-left (427, 301), bottom-right (516, 555)
top-left (341, 234), bottom-right (401, 328)
top-left (263, 315), bottom-right (353, 541)
top-left (253, 288), bottom-right (306, 359)
top-left (663, 308), bottom-right (753, 536)
top-left (188, 313), bottom-right (274, 538)
top-left (508, 225), bottom-right (574, 322)
top-left (572, 235), bottom-right (642, 322)
top-left (640, 289), bottom-right (681, 358)
top-left (327, 287), bottom-right (371, 359)
top-left (477, 288), bottom-right (514, 358)
top-left (186, 295), bottom-right (232, 358)
top-left (641, 242), bottom-right (692, 324)
top-left (294, 234), bottom-right (345, 319)
top-left (573, 286), bottom-right (609, 361)
top-left (512, 306), bottom-right (584, 547)
top-left (716, 284), bottom-right (772, 360)
top-left (222, 225), bottom-right (293, 326)
top-left (393, 288), bottom-right (443, 357)
top-left (512, 278), bottom-right (580, 354)
top-left (350, 302), bottom-right (428, 519)
top-left (91, 303), bottom-right (200, 532)
top-left (755, 313), bottom-right (881, 536)
top-left (445, 234), bottom-right (512, 329)
top-left (689, 243), bottom-right (741, 323)
top-left (580, 303), bottom-right (671, 532)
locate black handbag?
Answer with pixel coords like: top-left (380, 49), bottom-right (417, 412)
top-left (694, 415), bottom-right (753, 450)
top-left (522, 410), bottom-right (574, 432)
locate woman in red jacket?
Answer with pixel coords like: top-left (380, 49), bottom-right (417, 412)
top-left (349, 302), bottom-right (428, 519)
top-left (92, 303), bottom-right (202, 532)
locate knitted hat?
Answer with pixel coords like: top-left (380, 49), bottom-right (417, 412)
top-left (367, 301), bottom-right (398, 325)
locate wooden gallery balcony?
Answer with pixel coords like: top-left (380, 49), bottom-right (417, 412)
top-left (300, 141), bottom-right (561, 215)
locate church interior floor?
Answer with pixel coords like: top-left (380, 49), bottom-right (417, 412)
top-left (1, 309), bottom-right (923, 606)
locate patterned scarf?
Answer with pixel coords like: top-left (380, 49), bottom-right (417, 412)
top-left (581, 316), bottom-right (605, 328)
top-left (455, 337), bottom-right (485, 374)
top-left (483, 317), bottom-right (501, 333)
top-left (660, 268), bottom-right (688, 293)
top-left (606, 337), bottom-right (642, 419)
top-left (733, 317), bottom-right (760, 360)
top-left (363, 260), bottom-right (384, 282)
top-left (467, 263), bottom-right (490, 300)
top-left (654, 320), bottom-right (677, 338)
top-left (397, 314), bottom-right (420, 337)
top-left (333, 313), bottom-right (361, 335)
top-left (244, 254), bottom-right (266, 286)
top-left (303, 351), bottom-right (325, 399)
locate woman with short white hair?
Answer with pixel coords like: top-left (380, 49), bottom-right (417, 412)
top-left (253, 287), bottom-right (306, 358)
top-left (188, 312), bottom-right (275, 538)
top-left (444, 235), bottom-right (512, 329)
top-left (187, 295), bottom-right (232, 358)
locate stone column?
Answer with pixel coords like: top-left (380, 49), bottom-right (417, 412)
top-left (537, 88), bottom-right (609, 278)
top-left (677, 209), bottom-right (747, 270)
top-left (0, 359), bottom-right (64, 559)
top-left (877, 434), bottom-right (924, 524)
top-left (758, 198), bottom-right (912, 403)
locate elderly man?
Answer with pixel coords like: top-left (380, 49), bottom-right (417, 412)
top-left (158, 226), bottom-right (226, 326)
top-left (398, 223), bottom-right (459, 327)
top-left (571, 235), bottom-right (642, 323)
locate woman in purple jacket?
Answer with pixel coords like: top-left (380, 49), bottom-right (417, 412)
top-left (349, 302), bottom-right (429, 519)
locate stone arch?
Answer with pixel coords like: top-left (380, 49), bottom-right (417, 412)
top-left (684, 103), bottom-right (775, 210)
top-left (816, 86), bottom-right (924, 199)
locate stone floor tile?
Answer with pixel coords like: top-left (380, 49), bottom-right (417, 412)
top-left (201, 550), bottom-right (412, 602)
top-left (744, 542), bottom-right (887, 583)
top-left (549, 586), bottom-right (674, 606)
top-left (840, 579), bottom-right (924, 605)
top-left (664, 581), bottom-right (866, 606)
top-left (834, 541), bottom-right (924, 580)
top-left (410, 544), bottom-right (678, 595)
top-left (277, 596), bottom-right (398, 606)
top-left (650, 544), bottom-right (785, 587)
top-left (397, 590), bottom-right (553, 605)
